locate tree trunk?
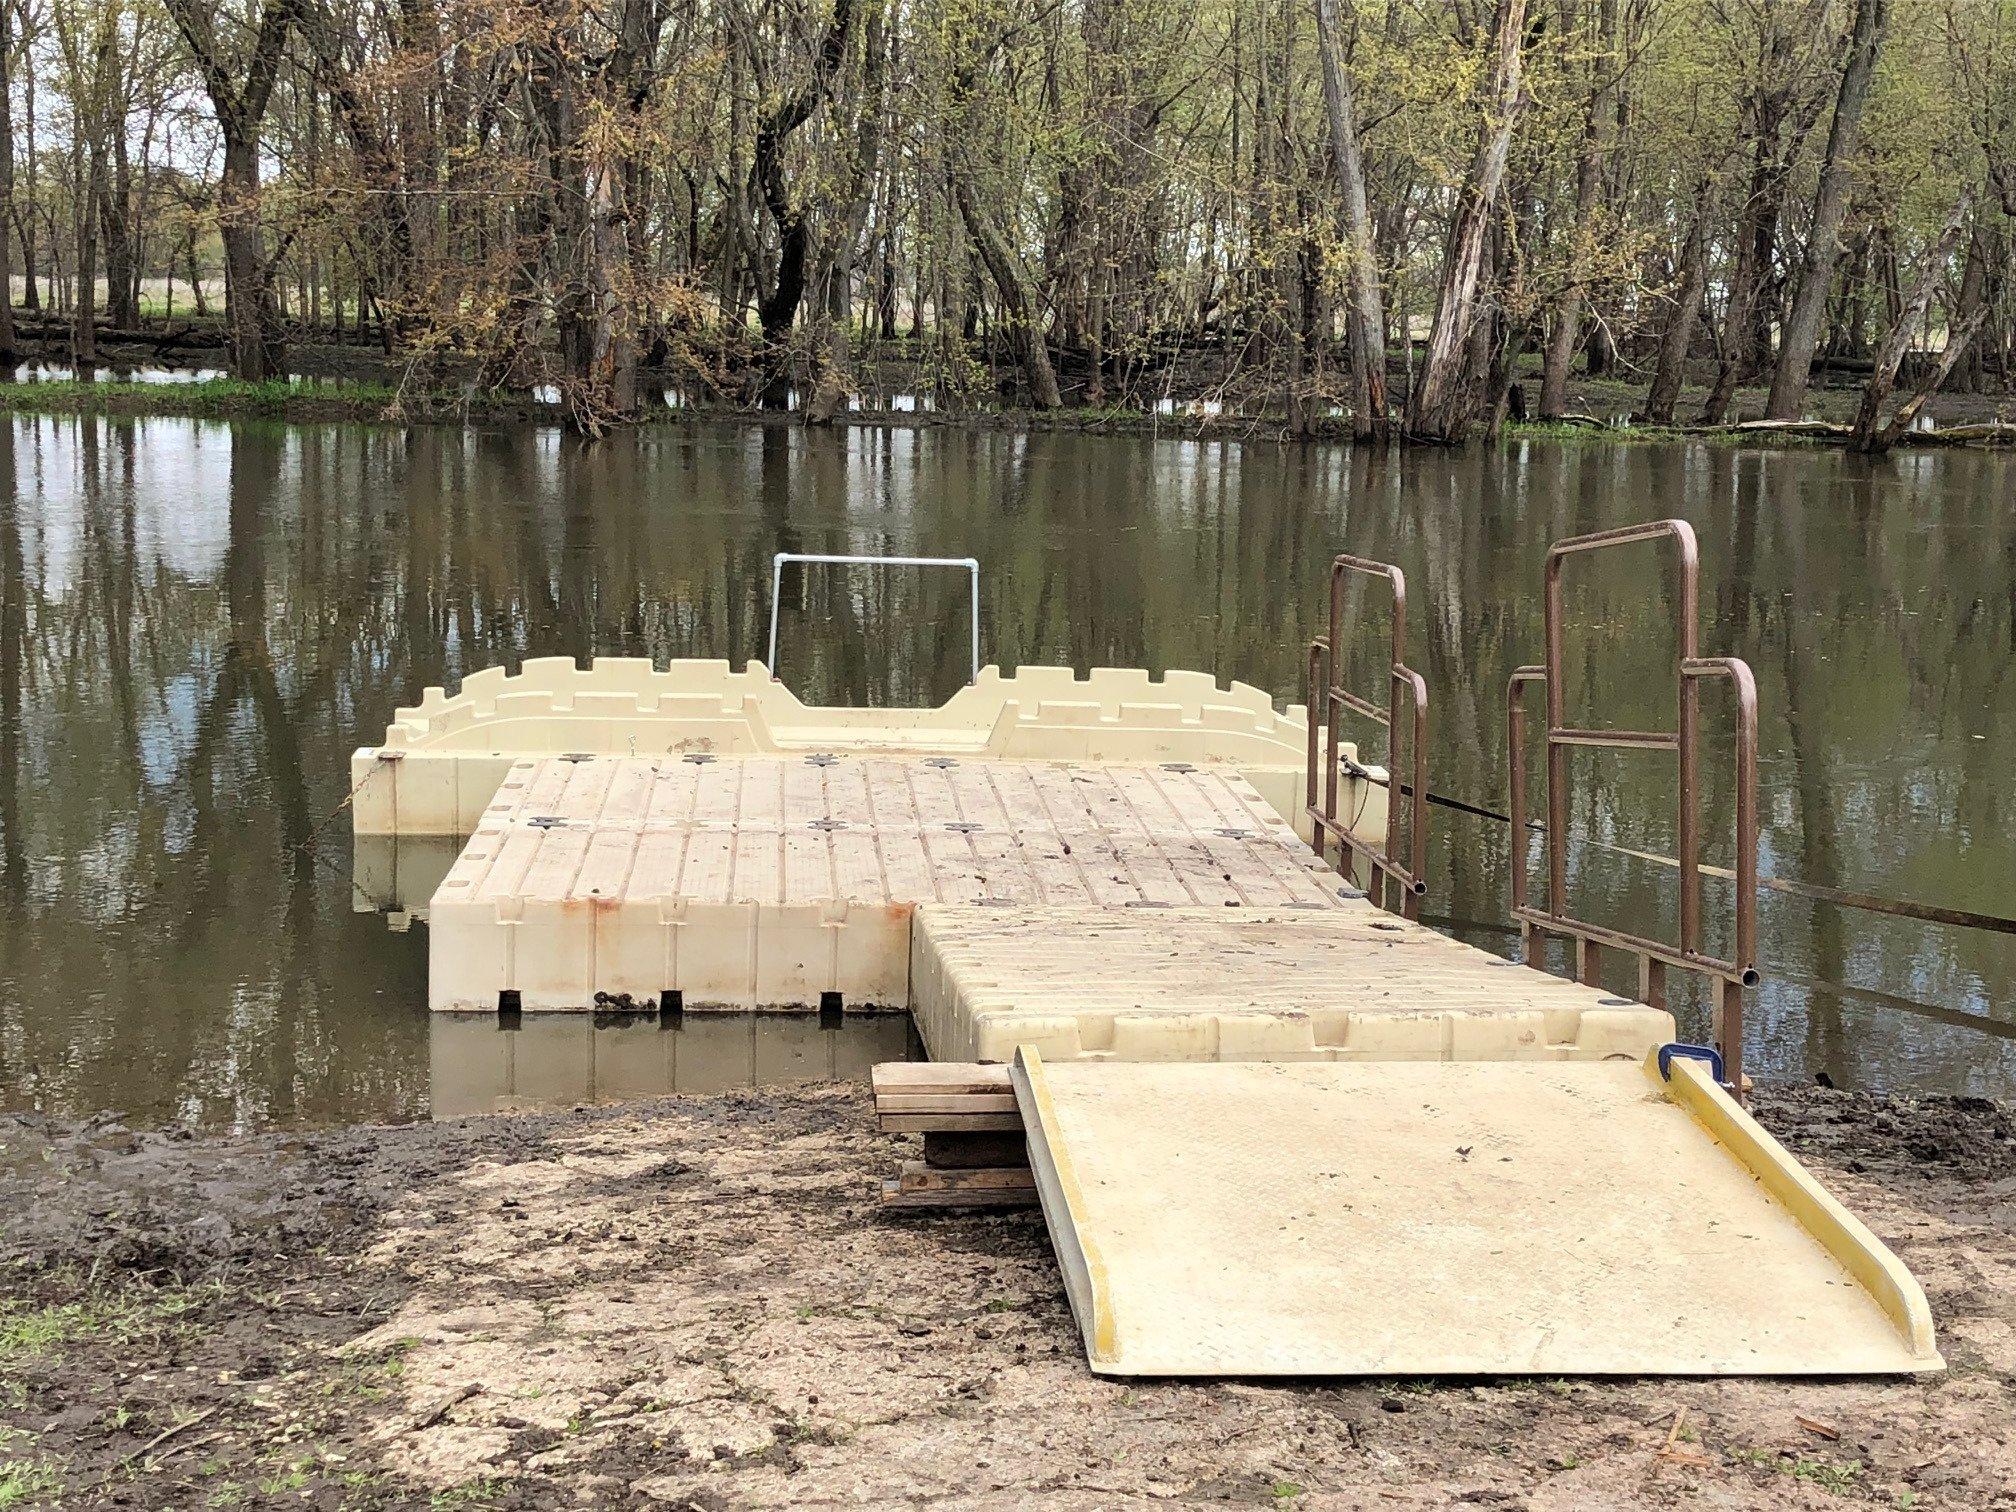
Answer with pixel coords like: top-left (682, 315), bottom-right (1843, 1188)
top-left (218, 135), bottom-right (281, 379)
top-left (748, 0), bottom-right (857, 409)
top-left (583, 136), bottom-right (637, 420)
top-left (954, 174), bottom-right (1061, 408)
top-left (102, 126), bottom-right (138, 328)
top-left (17, 211), bottom-right (34, 312)
top-left (15, 43), bottom-right (32, 318)
top-left (531, 49), bottom-right (596, 404)
top-left (806, 7), bottom-right (890, 426)
top-left (1406, 0), bottom-right (1527, 443)
top-left (163, 0), bottom-right (298, 381)
top-left (1700, 76), bottom-right (1811, 423)
top-left (1538, 0), bottom-right (1615, 419)
top-left (1767, 0), bottom-right (1887, 419)
top-left (1949, 225), bottom-right (1991, 393)
top-left (301, 0), bottom-right (420, 345)
top-left (1314, 0), bottom-right (1388, 440)
top-left (1700, 157), bottom-right (1772, 422)
top-left (185, 228), bottom-right (208, 317)
top-left (1873, 306), bottom-right (1990, 448)
top-left (525, 0), bottom-right (663, 430)
top-left (1641, 197), bottom-right (1708, 424)
top-left (0, 0), bottom-right (14, 361)
top-left (72, 139), bottom-right (101, 364)
top-left (1850, 191), bottom-right (1971, 452)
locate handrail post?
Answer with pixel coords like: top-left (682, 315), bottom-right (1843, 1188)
top-left (1304, 553), bottom-right (1429, 917)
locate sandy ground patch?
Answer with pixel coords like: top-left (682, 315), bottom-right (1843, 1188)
top-left (2, 1082), bottom-right (2012, 1508)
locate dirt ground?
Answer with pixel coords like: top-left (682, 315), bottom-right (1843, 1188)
top-left (2, 1081), bottom-right (2013, 1510)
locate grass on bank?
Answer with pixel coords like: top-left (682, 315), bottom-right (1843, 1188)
top-left (0, 372), bottom-right (2007, 451)
top-left (0, 1445), bottom-right (61, 1511)
top-left (0, 376), bottom-right (409, 419)
top-left (0, 1281), bottom-right (212, 1373)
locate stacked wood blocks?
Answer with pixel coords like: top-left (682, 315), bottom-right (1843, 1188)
top-left (871, 1062), bottom-right (1036, 1210)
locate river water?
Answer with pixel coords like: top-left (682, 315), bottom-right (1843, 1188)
top-left (0, 415), bottom-right (2009, 1126)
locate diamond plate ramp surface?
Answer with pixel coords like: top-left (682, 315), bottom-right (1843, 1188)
top-left (1010, 1050), bottom-right (1941, 1377)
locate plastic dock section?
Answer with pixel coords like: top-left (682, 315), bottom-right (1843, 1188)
top-left (431, 1011), bottom-right (914, 1117)
top-left (910, 904), bottom-right (1672, 1063)
top-left (351, 659), bottom-right (1349, 846)
top-left (426, 752), bottom-right (1345, 1013)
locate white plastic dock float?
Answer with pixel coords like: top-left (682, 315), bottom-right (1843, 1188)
top-left (911, 903), bottom-right (1672, 1063)
top-left (351, 659), bottom-right (1368, 848)
top-left (426, 753), bottom-right (1344, 1012)
top-left (1011, 1047), bottom-right (1942, 1377)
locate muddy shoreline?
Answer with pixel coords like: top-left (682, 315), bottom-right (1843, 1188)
top-left (2, 1081), bottom-right (2012, 1508)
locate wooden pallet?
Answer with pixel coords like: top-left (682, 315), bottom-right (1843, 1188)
top-left (873, 1062), bottom-right (1031, 1211)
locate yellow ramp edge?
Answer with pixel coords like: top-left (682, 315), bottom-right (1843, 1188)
top-left (1010, 1048), bottom-right (1941, 1377)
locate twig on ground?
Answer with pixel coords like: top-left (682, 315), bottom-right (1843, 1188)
top-left (396, 1381), bottom-right (483, 1435)
top-left (108, 1406), bottom-right (222, 1478)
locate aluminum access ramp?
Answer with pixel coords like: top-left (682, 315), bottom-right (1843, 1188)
top-left (1010, 1047), bottom-right (1941, 1376)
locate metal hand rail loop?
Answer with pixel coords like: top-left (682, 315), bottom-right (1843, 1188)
top-left (768, 552), bottom-right (982, 686)
top-left (1505, 518), bottom-right (1760, 1095)
top-left (1304, 553), bottom-right (1430, 919)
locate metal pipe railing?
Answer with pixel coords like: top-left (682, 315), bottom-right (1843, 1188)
top-left (1511, 518), bottom-right (1760, 1096)
top-left (1304, 553), bottom-right (1429, 918)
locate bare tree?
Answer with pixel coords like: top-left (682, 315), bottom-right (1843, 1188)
top-left (1769, 0), bottom-right (1889, 419)
top-left (1538, 0), bottom-right (1617, 419)
top-left (1407, 0), bottom-right (1528, 443)
top-left (0, 0), bottom-right (17, 358)
top-left (1851, 190), bottom-right (1975, 451)
top-left (1314, 0), bottom-right (1388, 439)
top-left (163, 0), bottom-right (300, 379)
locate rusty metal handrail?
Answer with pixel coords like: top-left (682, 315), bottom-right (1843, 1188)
top-left (1506, 519), bottom-right (1760, 1095)
top-left (1304, 554), bottom-right (1429, 919)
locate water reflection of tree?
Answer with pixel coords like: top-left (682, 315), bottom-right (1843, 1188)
top-left (186, 426), bottom-right (315, 919)
top-left (0, 423), bottom-right (24, 907)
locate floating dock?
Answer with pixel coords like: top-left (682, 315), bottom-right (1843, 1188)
top-left (351, 659), bottom-right (1341, 841)
top-left (352, 535), bottom-right (1943, 1380)
top-left (909, 903), bottom-right (1670, 1063)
